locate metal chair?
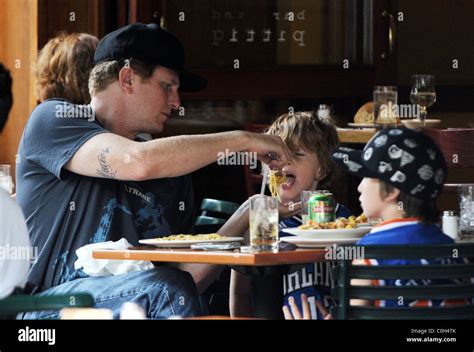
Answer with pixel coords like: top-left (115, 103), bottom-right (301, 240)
top-left (195, 198), bottom-right (240, 232)
top-left (197, 198), bottom-right (240, 218)
top-left (331, 243), bottom-right (474, 319)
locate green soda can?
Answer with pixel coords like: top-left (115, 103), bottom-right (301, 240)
top-left (308, 191), bottom-right (335, 223)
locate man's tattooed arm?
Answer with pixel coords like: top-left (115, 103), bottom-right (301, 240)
top-left (96, 147), bottom-right (117, 178)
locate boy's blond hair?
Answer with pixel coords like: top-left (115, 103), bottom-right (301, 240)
top-left (266, 111), bottom-right (340, 189)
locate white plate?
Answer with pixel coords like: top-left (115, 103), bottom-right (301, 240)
top-left (281, 226), bottom-right (372, 239)
top-left (282, 237), bottom-right (361, 248)
top-left (139, 237), bottom-right (244, 248)
top-left (401, 119), bottom-right (441, 129)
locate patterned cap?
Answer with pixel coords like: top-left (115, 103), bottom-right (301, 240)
top-left (332, 127), bottom-right (447, 200)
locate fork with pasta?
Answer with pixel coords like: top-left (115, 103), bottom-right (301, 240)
top-left (268, 170), bottom-right (287, 201)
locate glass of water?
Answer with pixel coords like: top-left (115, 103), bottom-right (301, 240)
top-left (373, 86), bottom-right (398, 127)
top-left (0, 164), bottom-right (14, 195)
top-left (459, 184), bottom-right (474, 241)
top-left (249, 195), bottom-right (279, 251)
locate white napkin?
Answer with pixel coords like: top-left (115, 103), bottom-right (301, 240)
top-left (74, 238), bottom-right (154, 276)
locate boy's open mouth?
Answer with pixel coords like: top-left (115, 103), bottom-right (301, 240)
top-left (281, 174), bottom-right (296, 190)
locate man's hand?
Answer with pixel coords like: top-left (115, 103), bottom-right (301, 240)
top-left (245, 132), bottom-right (293, 169)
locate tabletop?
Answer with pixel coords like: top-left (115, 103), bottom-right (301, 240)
top-left (92, 246), bottom-right (327, 266)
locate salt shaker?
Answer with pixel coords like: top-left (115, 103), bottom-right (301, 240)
top-left (442, 210), bottom-right (458, 240)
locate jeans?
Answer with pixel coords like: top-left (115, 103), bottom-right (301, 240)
top-left (22, 267), bottom-right (204, 319)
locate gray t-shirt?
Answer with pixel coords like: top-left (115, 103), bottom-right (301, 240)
top-left (16, 99), bottom-right (195, 294)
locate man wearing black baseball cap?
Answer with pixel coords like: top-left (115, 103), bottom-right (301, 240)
top-left (332, 127), bottom-right (457, 308)
top-left (93, 23), bottom-right (207, 93)
top-left (16, 23), bottom-right (291, 319)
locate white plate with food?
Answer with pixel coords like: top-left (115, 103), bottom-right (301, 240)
top-left (139, 234), bottom-right (244, 248)
top-left (282, 237), bottom-right (361, 248)
top-left (282, 226), bottom-right (372, 239)
top-left (282, 214), bottom-right (373, 239)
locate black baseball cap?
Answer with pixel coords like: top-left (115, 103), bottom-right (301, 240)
top-left (94, 23), bottom-right (207, 92)
top-left (332, 127), bottom-right (447, 200)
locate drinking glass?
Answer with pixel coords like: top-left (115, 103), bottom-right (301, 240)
top-left (410, 75), bottom-right (436, 128)
top-left (373, 86), bottom-right (398, 127)
top-left (459, 184), bottom-right (474, 241)
top-left (249, 195), bottom-right (279, 251)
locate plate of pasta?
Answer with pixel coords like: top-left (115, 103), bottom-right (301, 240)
top-left (139, 234), bottom-right (244, 248)
top-left (282, 215), bottom-right (373, 239)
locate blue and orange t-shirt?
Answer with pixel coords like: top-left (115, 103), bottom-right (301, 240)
top-left (357, 218), bottom-right (470, 307)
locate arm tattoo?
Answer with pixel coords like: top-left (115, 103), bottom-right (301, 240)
top-left (96, 147), bottom-right (117, 179)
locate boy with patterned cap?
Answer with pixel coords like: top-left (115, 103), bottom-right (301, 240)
top-left (333, 127), bottom-right (447, 230)
top-left (331, 127), bottom-right (458, 308)
top-left (284, 127), bottom-right (470, 318)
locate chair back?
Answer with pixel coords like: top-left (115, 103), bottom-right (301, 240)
top-left (331, 243), bottom-right (474, 319)
top-left (195, 198), bottom-right (240, 233)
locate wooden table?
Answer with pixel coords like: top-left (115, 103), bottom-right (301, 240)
top-left (93, 246), bottom-right (328, 319)
top-left (337, 128), bottom-right (376, 144)
top-left (92, 247), bottom-right (326, 265)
